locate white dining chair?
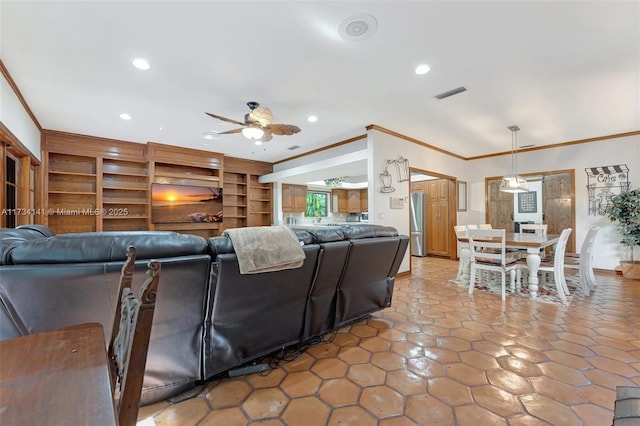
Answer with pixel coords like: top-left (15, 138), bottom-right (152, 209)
top-left (467, 229), bottom-right (521, 300)
top-left (517, 228), bottom-right (572, 303)
top-left (454, 225), bottom-right (470, 282)
top-left (478, 224), bottom-right (493, 229)
top-left (565, 226), bottom-right (600, 295)
top-left (519, 224), bottom-right (547, 235)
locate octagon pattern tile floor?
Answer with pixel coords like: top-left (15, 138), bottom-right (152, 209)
top-left (138, 257), bottom-right (640, 425)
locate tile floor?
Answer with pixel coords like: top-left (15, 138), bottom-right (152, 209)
top-left (137, 256), bottom-right (640, 425)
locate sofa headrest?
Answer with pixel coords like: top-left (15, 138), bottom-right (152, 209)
top-left (0, 227), bottom-right (56, 265)
top-left (16, 224), bottom-right (56, 237)
top-left (306, 228), bottom-right (346, 243)
top-left (3, 231), bottom-right (207, 265)
top-left (341, 224), bottom-right (399, 239)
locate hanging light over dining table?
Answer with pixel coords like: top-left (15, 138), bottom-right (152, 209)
top-left (500, 125), bottom-right (529, 193)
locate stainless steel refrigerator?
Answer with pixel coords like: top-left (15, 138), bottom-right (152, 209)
top-left (410, 192), bottom-right (427, 256)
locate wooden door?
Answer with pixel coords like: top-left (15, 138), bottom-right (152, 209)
top-left (543, 173), bottom-right (574, 252)
top-left (487, 179), bottom-right (514, 231)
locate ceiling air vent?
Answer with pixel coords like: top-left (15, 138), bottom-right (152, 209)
top-left (287, 145), bottom-right (301, 151)
top-left (435, 86), bottom-right (467, 100)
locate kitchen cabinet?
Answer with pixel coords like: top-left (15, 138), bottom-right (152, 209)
top-left (411, 181), bottom-right (425, 192)
top-left (426, 179), bottom-right (449, 201)
top-left (332, 189), bottom-right (362, 213)
top-left (347, 190), bottom-right (361, 213)
top-left (427, 200), bottom-right (449, 256)
top-left (282, 184), bottom-right (307, 213)
top-left (426, 179), bottom-right (453, 256)
top-left (332, 189), bottom-right (348, 213)
top-left (360, 189), bottom-right (368, 212)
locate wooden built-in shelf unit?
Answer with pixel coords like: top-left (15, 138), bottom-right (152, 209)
top-left (43, 132), bottom-right (149, 234)
top-left (223, 156), bottom-right (273, 229)
top-left (41, 132), bottom-right (273, 237)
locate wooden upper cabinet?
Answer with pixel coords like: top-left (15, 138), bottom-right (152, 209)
top-left (411, 181), bottom-right (425, 192)
top-left (427, 179), bottom-right (449, 201)
top-left (282, 184), bottom-right (307, 213)
top-left (331, 189), bottom-right (348, 213)
top-left (347, 190), bottom-right (361, 213)
top-left (360, 189), bottom-right (368, 212)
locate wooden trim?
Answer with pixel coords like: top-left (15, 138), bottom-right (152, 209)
top-left (273, 134), bottom-right (366, 165)
top-left (0, 60), bottom-right (42, 131)
top-left (0, 122), bottom-right (41, 166)
top-left (224, 156), bottom-right (273, 175)
top-left (409, 166), bottom-right (456, 182)
top-left (396, 271), bottom-right (411, 278)
top-left (147, 141), bottom-right (223, 169)
top-left (42, 130), bottom-right (146, 161)
top-left (367, 125), bottom-right (467, 160)
top-left (466, 130), bottom-right (640, 161)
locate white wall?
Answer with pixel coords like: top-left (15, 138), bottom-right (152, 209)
top-left (458, 134), bottom-right (640, 270)
top-left (0, 74), bottom-right (40, 160)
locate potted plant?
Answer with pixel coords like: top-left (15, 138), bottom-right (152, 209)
top-left (604, 188), bottom-right (640, 279)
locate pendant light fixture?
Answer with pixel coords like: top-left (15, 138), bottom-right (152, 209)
top-left (500, 125), bottom-right (529, 193)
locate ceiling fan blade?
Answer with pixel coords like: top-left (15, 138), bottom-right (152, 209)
top-left (205, 112), bottom-right (245, 126)
top-left (217, 128), bottom-right (244, 135)
top-left (268, 123), bottom-right (301, 136)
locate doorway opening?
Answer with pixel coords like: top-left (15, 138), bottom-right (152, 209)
top-left (409, 167), bottom-right (458, 266)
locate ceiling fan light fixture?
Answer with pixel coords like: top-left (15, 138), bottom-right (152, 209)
top-left (241, 126), bottom-right (264, 140)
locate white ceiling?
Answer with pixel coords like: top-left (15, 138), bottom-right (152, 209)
top-left (1, 1), bottom-right (638, 164)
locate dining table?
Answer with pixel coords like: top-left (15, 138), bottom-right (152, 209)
top-left (0, 322), bottom-right (117, 426)
top-left (458, 232), bottom-right (560, 300)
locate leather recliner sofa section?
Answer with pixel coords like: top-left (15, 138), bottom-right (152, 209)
top-left (0, 224), bottom-right (408, 404)
top-left (0, 229), bottom-right (211, 405)
top-left (205, 225), bottom-right (409, 380)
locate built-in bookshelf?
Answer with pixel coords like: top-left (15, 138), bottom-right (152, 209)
top-left (46, 153), bottom-right (98, 233)
top-left (101, 159), bottom-right (149, 231)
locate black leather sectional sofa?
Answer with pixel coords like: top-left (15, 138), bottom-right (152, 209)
top-left (0, 224), bottom-right (408, 405)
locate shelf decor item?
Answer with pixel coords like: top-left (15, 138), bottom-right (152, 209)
top-left (604, 188), bottom-right (640, 279)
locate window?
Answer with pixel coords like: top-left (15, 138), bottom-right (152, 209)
top-left (305, 191), bottom-right (328, 217)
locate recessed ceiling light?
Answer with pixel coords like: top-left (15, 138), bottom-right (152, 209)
top-left (415, 64), bottom-right (430, 75)
top-left (120, 113), bottom-right (132, 120)
top-left (308, 115), bottom-right (318, 123)
top-left (132, 58), bottom-right (150, 70)
top-left (254, 140), bottom-right (263, 146)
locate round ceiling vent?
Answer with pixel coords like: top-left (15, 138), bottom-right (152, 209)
top-left (339, 13), bottom-right (378, 41)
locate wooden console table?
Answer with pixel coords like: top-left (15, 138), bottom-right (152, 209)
top-left (0, 323), bottom-right (117, 425)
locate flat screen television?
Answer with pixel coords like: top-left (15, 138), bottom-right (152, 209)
top-left (151, 183), bottom-right (223, 224)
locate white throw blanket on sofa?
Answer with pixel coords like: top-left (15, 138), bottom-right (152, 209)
top-left (223, 226), bottom-right (306, 274)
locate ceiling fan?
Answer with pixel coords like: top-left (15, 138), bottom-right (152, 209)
top-left (205, 101), bottom-right (301, 144)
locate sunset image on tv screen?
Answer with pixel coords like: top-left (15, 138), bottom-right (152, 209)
top-left (151, 183), bottom-right (223, 224)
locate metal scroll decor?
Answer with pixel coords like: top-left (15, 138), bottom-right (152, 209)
top-left (585, 164), bottom-right (630, 216)
top-left (379, 156), bottom-right (409, 193)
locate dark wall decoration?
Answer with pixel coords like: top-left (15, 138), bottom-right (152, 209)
top-left (586, 164), bottom-right (630, 216)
